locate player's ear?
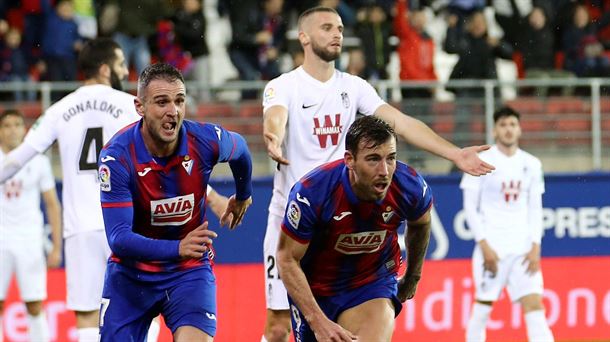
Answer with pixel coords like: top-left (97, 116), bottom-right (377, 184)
top-left (298, 31), bottom-right (310, 46)
top-left (99, 63), bottom-right (111, 80)
top-left (134, 97), bottom-right (144, 117)
top-left (344, 151), bottom-right (355, 170)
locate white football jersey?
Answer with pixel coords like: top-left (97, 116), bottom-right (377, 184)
top-left (0, 151), bottom-right (55, 240)
top-left (25, 84), bottom-right (140, 237)
top-left (263, 66), bottom-right (385, 216)
top-left (460, 145), bottom-right (545, 256)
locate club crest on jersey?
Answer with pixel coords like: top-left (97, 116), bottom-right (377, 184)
top-left (287, 200), bottom-right (301, 229)
top-left (150, 194), bottom-right (195, 226)
top-left (341, 92), bottom-right (350, 108)
top-left (382, 206), bottom-right (394, 223)
top-left (313, 114), bottom-right (343, 148)
top-left (99, 164), bottom-right (111, 192)
top-left (182, 156), bottom-right (193, 175)
top-left (334, 231), bottom-right (387, 254)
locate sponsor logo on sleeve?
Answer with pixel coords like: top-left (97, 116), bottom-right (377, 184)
top-left (150, 194), bottom-right (195, 226)
top-left (264, 87), bottom-right (275, 103)
top-left (334, 231), bottom-right (387, 254)
top-left (287, 200), bottom-right (301, 229)
top-left (99, 164), bottom-right (111, 192)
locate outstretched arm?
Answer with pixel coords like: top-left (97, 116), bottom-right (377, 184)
top-left (42, 187), bottom-right (62, 268)
top-left (374, 104), bottom-right (494, 175)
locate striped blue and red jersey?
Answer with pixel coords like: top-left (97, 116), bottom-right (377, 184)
top-left (281, 159), bottom-right (432, 297)
top-left (99, 119), bottom-right (252, 273)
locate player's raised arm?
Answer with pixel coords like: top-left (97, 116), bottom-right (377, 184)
top-left (374, 104), bottom-right (494, 176)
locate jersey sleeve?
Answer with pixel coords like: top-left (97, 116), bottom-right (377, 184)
top-left (262, 77), bottom-right (291, 113)
top-left (24, 109), bottom-right (60, 153)
top-left (37, 155), bottom-right (56, 192)
top-left (280, 182), bottom-right (317, 243)
top-left (530, 158), bottom-right (545, 195)
top-left (99, 148), bottom-right (132, 206)
top-left (354, 76), bottom-right (386, 115)
top-left (209, 125), bottom-right (253, 200)
top-left (404, 168), bottom-right (434, 221)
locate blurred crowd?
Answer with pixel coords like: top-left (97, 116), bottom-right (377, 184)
top-left (1, 0), bottom-right (610, 102)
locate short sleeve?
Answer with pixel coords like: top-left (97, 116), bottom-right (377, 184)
top-left (460, 173), bottom-right (481, 191)
top-left (530, 158), bottom-right (545, 195)
top-left (262, 77), bottom-right (291, 113)
top-left (354, 76), bottom-right (386, 116)
top-left (405, 169), bottom-right (434, 221)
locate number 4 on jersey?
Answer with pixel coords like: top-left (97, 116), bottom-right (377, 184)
top-left (79, 127), bottom-right (103, 172)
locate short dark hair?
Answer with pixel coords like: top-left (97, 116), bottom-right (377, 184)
top-left (0, 109), bottom-right (24, 125)
top-left (346, 116), bottom-right (396, 156)
top-left (78, 38), bottom-right (122, 80)
top-left (298, 6), bottom-right (339, 29)
top-left (493, 106), bottom-right (520, 123)
top-left (137, 63), bottom-right (185, 98)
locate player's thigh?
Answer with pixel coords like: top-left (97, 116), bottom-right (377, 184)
top-left (174, 325), bottom-right (213, 342)
top-left (0, 242), bottom-right (16, 300)
top-left (64, 230), bottom-right (111, 311)
top-left (99, 262), bottom-right (160, 342)
top-left (337, 298), bottom-right (395, 341)
top-left (14, 238), bottom-right (46, 302)
top-left (472, 247), bottom-right (510, 301)
top-left (162, 266), bottom-right (217, 338)
top-left (506, 255), bottom-right (544, 303)
top-left (263, 213), bottom-right (289, 310)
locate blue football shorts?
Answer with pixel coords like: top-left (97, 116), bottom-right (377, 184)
top-left (99, 261), bottom-right (217, 341)
top-left (288, 275), bottom-right (402, 342)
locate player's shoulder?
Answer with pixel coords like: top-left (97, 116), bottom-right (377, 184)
top-left (518, 148), bottom-right (541, 164)
top-left (266, 68), bottom-right (298, 87)
top-left (182, 120), bottom-right (226, 141)
top-left (103, 121), bottom-right (138, 154)
top-left (394, 161), bottom-right (426, 188)
top-left (295, 159), bottom-right (345, 197)
top-left (335, 69), bottom-right (369, 86)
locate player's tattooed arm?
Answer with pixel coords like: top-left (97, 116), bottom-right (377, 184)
top-left (398, 207), bottom-right (432, 302)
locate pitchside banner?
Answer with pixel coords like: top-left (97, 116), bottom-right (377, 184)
top-left (2, 173), bottom-right (609, 341)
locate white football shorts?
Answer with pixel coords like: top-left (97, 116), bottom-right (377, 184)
top-left (0, 236), bottom-right (46, 302)
top-left (472, 245), bottom-right (544, 302)
top-left (263, 212), bottom-right (290, 310)
top-left (65, 230), bottom-right (111, 311)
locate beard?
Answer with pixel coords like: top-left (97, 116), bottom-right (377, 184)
top-left (311, 40), bottom-right (341, 62)
top-left (110, 70), bottom-right (123, 91)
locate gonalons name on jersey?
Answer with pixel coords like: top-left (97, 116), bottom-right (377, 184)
top-left (62, 100), bottom-right (127, 122)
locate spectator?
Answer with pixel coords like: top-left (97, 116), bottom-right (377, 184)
top-left (73, 0), bottom-right (97, 40)
top-left (41, 0), bottom-right (82, 83)
top-left (491, 0), bottom-right (554, 49)
top-left (0, 27), bottom-right (37, 101)
top-left (355, 4), bottom-right (391, 80)
top-left (521, 7), bottom-right (574, 96)
top-left (444, 11), bottom-right (513, 147)
top-left (394, 0), bottom-right (437, 99)
top-left (173, 0), bottom-right (211, 101)
top-left (111, 0), bottom-right (173, 75)
top-left (228, 0), bottom-right (286, 99)
top-left (345, 47), bottom-right (367, 77)
top-left (561, 4), bottom-right (610, 77)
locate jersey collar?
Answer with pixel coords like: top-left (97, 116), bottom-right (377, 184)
top-left (132, 120), bottom-right (189, 169)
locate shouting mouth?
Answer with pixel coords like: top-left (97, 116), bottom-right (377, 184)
top-left (162, 122), bottom-right (177, 136)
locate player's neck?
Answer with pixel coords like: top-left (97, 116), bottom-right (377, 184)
top-left (83, 76), bottom-right (110, 87)
top-left (496, 143), bottom-right (518, 157)
top-left (302, 57), bottom-right (335, 82)
top-left (140, 125), bottom-right (178, 158)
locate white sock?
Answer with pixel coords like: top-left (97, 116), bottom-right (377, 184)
top-left (525, 310), bottom-right (554, 342)
top-left (147, 319), bottom-right (160, 342)
top-left (261, 336), bottom-right (268, 342)
top-left (466, 302), bottom-right (493, 342)
top-left (77, 327), bottom-right (99, 342)
top-left (28, 312), bottom-right (49, 342)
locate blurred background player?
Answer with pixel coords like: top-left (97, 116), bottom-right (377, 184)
top-left (98, 63), bottom-right (252, 342)
top-left (261, 6), bottom-right (494, 341)
top-left (277, 116), bottom-right (432, 341)
top-left (0, 37), bottom-right (139, 342)
top-left (0, 109), bottom-right (62, 342)
top-left (461, 106), bottom-right (554, 342)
